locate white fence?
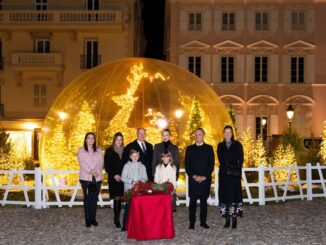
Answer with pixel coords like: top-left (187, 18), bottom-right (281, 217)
top-left (0, 163), bottom-right (326, 209)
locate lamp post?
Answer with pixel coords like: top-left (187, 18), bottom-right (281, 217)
top-left (286, 104), bottom-right (294, 133)
top-left (261, 117), bottom-right (267, 140)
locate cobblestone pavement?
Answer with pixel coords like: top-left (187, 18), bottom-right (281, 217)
top-left (0, 199), bottom-right (325, 245)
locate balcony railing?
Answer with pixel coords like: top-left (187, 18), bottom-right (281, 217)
top-left (80, 55), bottom-right (101, 69)
top-left (11, 53), bottom-right (63, 66)
top-left (0, 10), bottom-right (122, 25)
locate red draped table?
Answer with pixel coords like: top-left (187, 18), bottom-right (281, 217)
top-left (127, 193), bottom-right (175, 240)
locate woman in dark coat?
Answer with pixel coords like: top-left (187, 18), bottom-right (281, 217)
top-left (217, 125), bottom-right (244, 229)
top-left (104, 132), bottom-right (125, 228)
top-left (152, 128), bottom-right (180, 211)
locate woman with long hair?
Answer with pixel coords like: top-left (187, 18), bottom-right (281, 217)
top-left (104, 132), bottom-right (125, 228)
top-left (217, 125), bottom-right (244, 229)
top-left (78, 132), bottom-right (104, 227)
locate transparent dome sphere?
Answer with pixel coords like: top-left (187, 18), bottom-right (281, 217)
top-left (39, 58), bottom-right (232, 171)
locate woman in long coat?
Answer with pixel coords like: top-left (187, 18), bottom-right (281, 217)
top-left (104, 132), bottom-right (125, 228)
top-left (217, 125), bottom-right (244, 229)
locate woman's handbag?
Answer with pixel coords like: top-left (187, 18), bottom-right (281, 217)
top-left (88, 176), bottom-right (97, 193)
top-left (224, 153), bottom-right (242, 177)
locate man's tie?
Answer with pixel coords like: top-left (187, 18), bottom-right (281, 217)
top-left (141, 142), bottom-right (146, 153)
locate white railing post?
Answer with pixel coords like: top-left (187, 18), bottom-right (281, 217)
top-left (306, 163), bottom-right (312, 201)
top-left (186, 174), bottom-right (189, 207)
top-left (214, 168), bottom-right (219, 206)
top-left (34, 167), bottom-right (42, 209)
top-left (258, 165), bottom-right (265, 205)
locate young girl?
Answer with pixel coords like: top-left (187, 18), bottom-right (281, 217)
top-left (120, 149), bottom-right (148, 231)
top-left (154, 151), bottom-right (177, 211)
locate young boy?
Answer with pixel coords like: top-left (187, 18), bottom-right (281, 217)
top-left (120, 149), bottom-right (148, 231)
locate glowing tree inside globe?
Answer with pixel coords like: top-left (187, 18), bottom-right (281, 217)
top-left (39, 58), bottom-right (233, 184)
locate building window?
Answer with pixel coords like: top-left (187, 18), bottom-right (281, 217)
top-left (86, 0), bottom-right (99, 10)
top-left (291, 11), bottom-right (305, 31)
top-left (0, 0), bottom-right (3, 10)
top-left (81, 39), bottom-right (100, 69)
top-left (188, 56), bottom-right (201, 77)
top-left (255, 56), bottom-right (268, 82)
top-left (189, 12), bottom-right (202, 31)
top-left (222, 12), bottom-right (235, 31)
top-left (35, 0), bottom-right (48, 10)
top-left (221, 56), bottom-right (234, 82)
top-left (34, 84), bottom-right (47, 107)
top-left (255, 12), bottom-right (269, 31)
top-left (35, 39), bottom-right (50, 53)
top-left (291, 57), bottom-right (305, 83)
top-left (256, 117), bottom-right (267, 140)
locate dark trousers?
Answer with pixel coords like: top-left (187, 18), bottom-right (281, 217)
top-left (122, 201), bottom-right (130, 228)
top-left (80, 180), bottom-right (102, 222)
top-left (189, 195), bottom-right (208, 224)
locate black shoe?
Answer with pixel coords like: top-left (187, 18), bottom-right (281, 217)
top-left (200, 223), bottom-right (210, 229)
top-left (86, 219), bottom-right (91, 227)
top-left (224, 216), bottom-right (230, 228)
top-left (231, 217), bottom-right (237, 229)
top-left (114, 219), bottom-right (121, 228)
top-left (91, 219), bottom-right (98, 226)
top-left (121, 226), bottom-right (127, 232)
top-left (189, 223), bottom-right (195, 229)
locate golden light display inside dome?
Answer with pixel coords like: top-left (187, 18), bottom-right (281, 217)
top-left (39, 58), bottom-right (233, 177)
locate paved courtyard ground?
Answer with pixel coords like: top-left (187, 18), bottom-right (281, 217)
top-left (0, 199), bottom-right (325, 245)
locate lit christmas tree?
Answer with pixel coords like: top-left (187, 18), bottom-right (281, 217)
top-left (272, 144), bottom-right (297, 182)
top-left (0, 128), bottom-right (13, 171)
top-left (43, 122), bottom-right (68, 170)
top-left (182, 97), bottom-right (204, 146)
top-left (239, 128), bottom-right (254, 168)
top-left (251, 135), bottom-right (267, 167)
top-left (319, 121), bottom-right (326, 164)
top-left (67, 100), bottom-right (96, 171)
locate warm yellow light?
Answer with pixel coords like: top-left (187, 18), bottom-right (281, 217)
top-left (24, 123), bottom-right (37, 130)
top-left (156, 118), bottom-right (168, 129)
top-left (175, 109), bottom-right (184, 119)
top-left (287, 104), bottom-right (294, 120)
top-left (261, 118), bottom-right (267, 127)
top-left (58, 111), bottom-right (68, 120)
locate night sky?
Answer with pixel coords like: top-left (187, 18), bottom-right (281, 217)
top-left (142, 0), bottom-right (165, 60)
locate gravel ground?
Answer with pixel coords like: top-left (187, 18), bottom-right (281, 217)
top-left (0, 200), bottom-right (325, 245)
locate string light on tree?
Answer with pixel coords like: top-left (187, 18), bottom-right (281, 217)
top-left (67, 100), bottom-right (96, 171)
top-left (319, 121), bottom-right (326, 164)
top-left (272, 144), bottom-right (297, 182)
top-left (239, 128), bottom-right (255, 168)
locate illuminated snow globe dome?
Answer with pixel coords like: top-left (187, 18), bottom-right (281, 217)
top-left (40, 58), bottom-right (233, 175)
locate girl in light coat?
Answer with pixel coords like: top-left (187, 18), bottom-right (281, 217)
top-left (154, 151), bottom-right (177, 211)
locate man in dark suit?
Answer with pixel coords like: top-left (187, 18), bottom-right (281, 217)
top-left (123, 128), bottom-right (154, 181)
top-left (185, 128), bottom-right (215, 230)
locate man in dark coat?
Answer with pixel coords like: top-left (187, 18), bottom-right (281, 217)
top-left (122, 128), bottom-right (154, 181)
top-left (185, 128), bottom-right (215, 229)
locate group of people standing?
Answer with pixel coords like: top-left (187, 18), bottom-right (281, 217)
top-left (77, 125), bottom-right (244, 231)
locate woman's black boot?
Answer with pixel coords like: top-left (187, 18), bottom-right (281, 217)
top-left (113, 200), bottom-right (121, 228)
top-left (224, 215), bottom-right (230, 228)
top-left (232, 216), bottom-right (237, 229)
